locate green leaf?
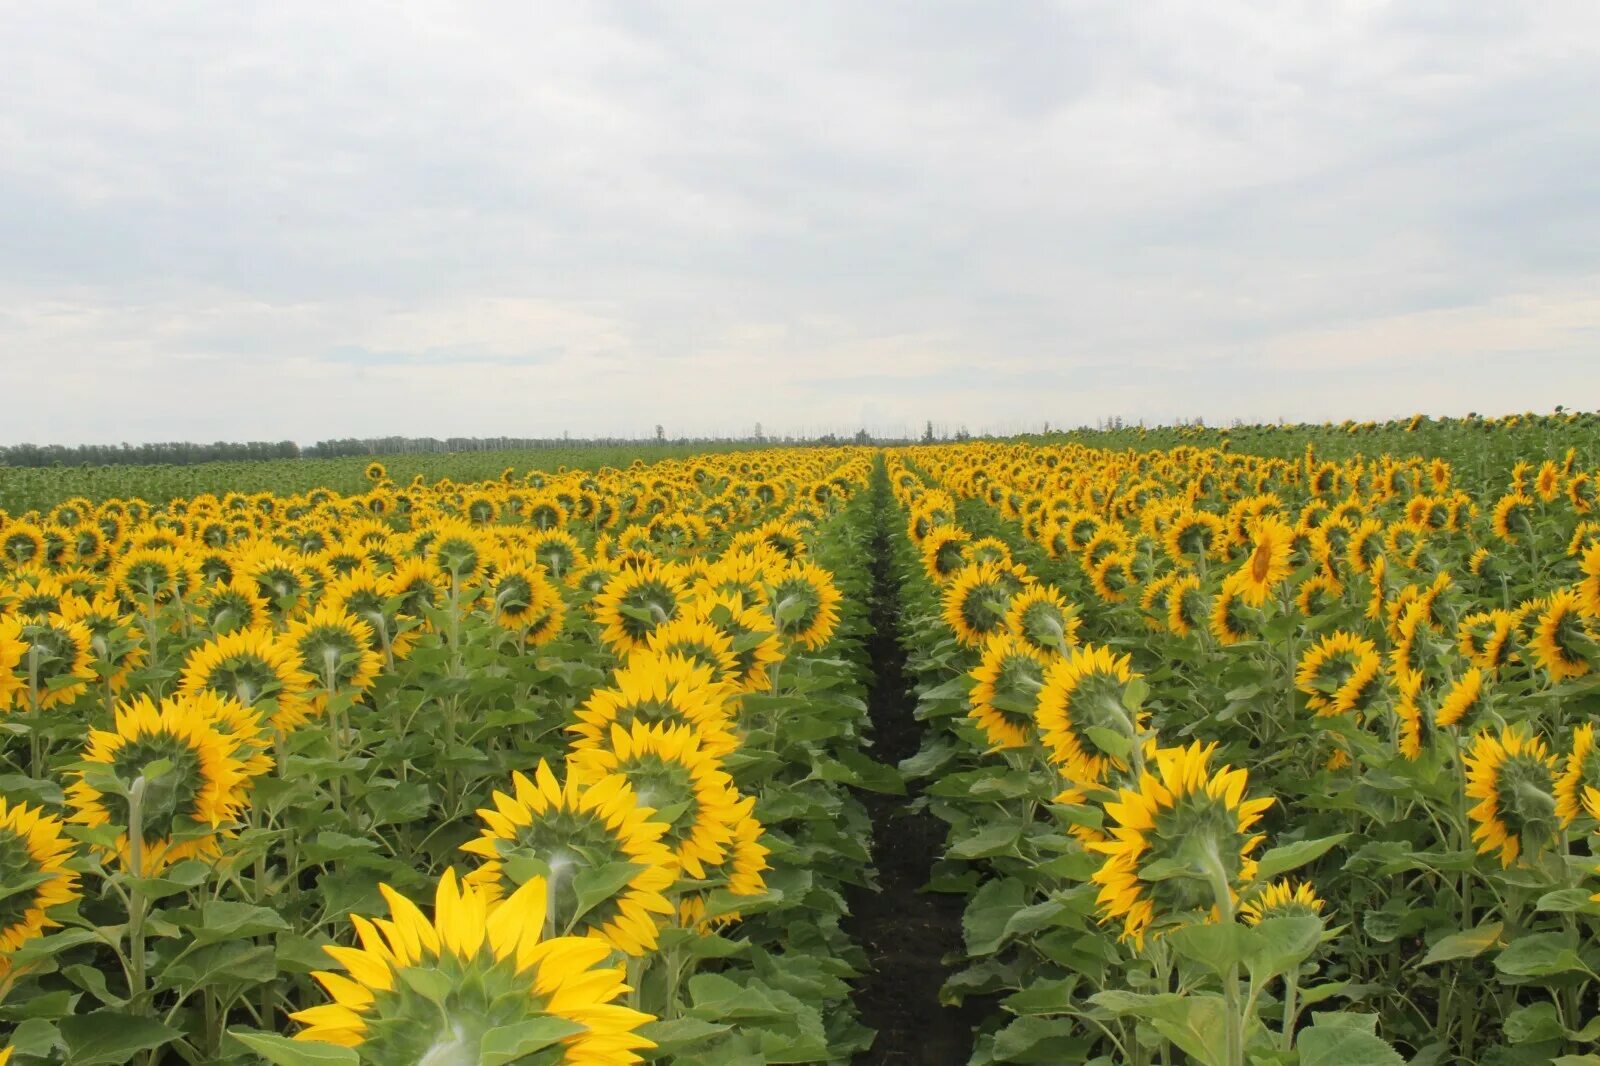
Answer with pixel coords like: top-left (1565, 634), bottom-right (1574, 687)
top-left (1505, 1002), bottom-right (1564, 1043)
top-left (947, 823), bottom-right (1023, 861)
top-left (230, 1030), bottom-right (359, 1066)
top-left (1296, 1012), bottom-right (1405, 1066)
top-left (479, 1017), bottom-right (589, 1065)
top-left (1167, 922), bottom-right (1245, 976)
top-left (1420, 921), bottom-right (1502, 966)
top-left (1240, 916), bottom-right (1324, 985)
top-left (61, 1011), bottom-right (180, 1065)
top-left (1253, 834), bottom-right (1350, 882)
top-left (1496, 932), bottom-right (1587, 978)
top-left (1083, 726), bottom-right (1132, 759)
top-left (569, 862), bottom-right (644, 927)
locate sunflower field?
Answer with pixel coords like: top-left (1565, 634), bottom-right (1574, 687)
top-left (4, 417), bottom-right (1600, 1064)
top-left (0, 451), bottom-right (893, 1065)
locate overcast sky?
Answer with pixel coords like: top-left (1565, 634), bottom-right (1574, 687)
top-left (2, 2), bottom-right (1598, 445)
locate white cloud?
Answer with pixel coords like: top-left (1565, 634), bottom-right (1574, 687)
top-left (1, 1), bottom-right (1598, 444)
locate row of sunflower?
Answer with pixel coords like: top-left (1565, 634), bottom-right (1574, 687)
top-left (881, 433), bottom-right (1600, 1065)
top-left (0, 450), bottom-right (874, 1064)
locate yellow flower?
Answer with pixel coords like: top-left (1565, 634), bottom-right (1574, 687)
top-left (179, 627), bottom-right (315, 732)
top-left (1232, 516), bottom-right (1294, 607)
top-left (1089, 741), bottom-right (1274, 945)
top-left (1530, 589), bottom-right (1593, 682)
top-left (461, 762), bottom-right (677, 957)
top-left (1240, 879), bottom-right (1324, 925)
top-left (0, 797), bottom-right (80, 968)
top-left (592, 564), bottom-right (691, 656)
top-left (283, 604), bottom-right (382, 705)
top-left (569, 653), bottom-right (738, 758)
top-left (1036, 644), bottom-right (1144, 784)
top-left (968, 632), bottom-right (1047, 752)
top-left (766, 561), bottom-right (842, 651)
top-left (943, 562), bottom-right (1031, 648)
top-left (1004, 584), bottom-right (1081, 655)
top-left (291, 869), bottom-right (655, 1064)
top-left (1465, 725), bottom-right (1558, 867)
top-left (566, 721), bottom-right (746, 881)
top-left (67, 692), bottom-right (264, 874)
top-left (1434, 668), bottom-right (1484, 728)
top-left (1556, 723), bottom-right (1600, 827)
top-left (1295, 631), bottom-right (1383, 717)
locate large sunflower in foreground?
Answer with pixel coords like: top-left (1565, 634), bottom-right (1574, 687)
top-left (0, 797), bottom-right (80, 968)
top-left (291, 868), bottom-right (654, 1064)
top-left (1465, 725), bottom-right (1559, 867)
top-left (461, 762), bottom-right (676, 957)
top-left (66, 693), bottom-right (259, 874)
top-left (1089, 741), bottom-right (1274, 946)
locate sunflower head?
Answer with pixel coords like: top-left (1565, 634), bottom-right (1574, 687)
top-left (66, 692), bottom-right (263, 874)
top-left (1089, 742), bottom-right (1274, 945)
top-left (691, 592), bottom-right (785, 693)
top-left (178, 627), bottom-right (314, 732)
top-left (1295, 631), bottom-right (1383, 718)
top-left (1036, 644), bottom-right (1145, 785)
top-left (1531, 589), bottom-right (1595, 682)
top-left (1457, 611), bottom-right (1518, 671)
top-left (1465, 725), bottom-right (1559, 867)
top-left (968, 633), bottom-right (1047, 752)
top-left (461, 762), bottom-right (677, 957)
top-left (943, 562), bottom-right (1031, 648)
top-left (1240, 879), bottom-right (1325, 926)
top-left (592, 564), bottom-right (691, 656)
top-left (1556, 724), bottom-right (1600, 827)
top-left (0, 797), bottom-right (81, 970)
top-left (569, 654), bottom-right (738, 757)
top-left (291, 868), bottom-right (655, 1062)
top-left (284, 604), bottom-right (382, 701)
top-left (766, 561), bottom-right (842, 651)
top-left (566, 721), bottom-right (745, 881)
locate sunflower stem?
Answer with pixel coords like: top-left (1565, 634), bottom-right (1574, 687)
top-left (127, 775), bottom-right (149, 1008)
top-left (1200, 841), bottom-right (1244, 1066)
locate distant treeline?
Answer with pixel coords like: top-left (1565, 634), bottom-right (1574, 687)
top-left (0, 433), bottom-right (910, 469)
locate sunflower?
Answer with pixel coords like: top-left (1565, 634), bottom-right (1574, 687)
top-left (527, 529), bottom-right (586, 582)
top-left (283, 604), bottom-right (382, 705)
top-left (1393, 666), bottom-right (1428, 760)
top-left (1004, 584), bottom-right (1081, 656)
top-left (1295, 631), bottom-right (1383, 718)
top-left (1, 522), bottom-right (46, 567)
top-left (1240, 880), bottom-right (1324, 925)
top-left (1457, 611), bottom-right (1517, 671)
top-left (921, 526), bottom-right (972, 582)
top-left (1465, 725), bottom-right (1559, 867)
top-left (5, 615), bottom-right (97, 711)
top-left (1163, 510), bottom-right (1225, 564)
top-left (487, 561), bottom-right (566, 644)
top-left (1579, 543), bottom-right (1600, 620)
top-left (566, 721), bottom-right (745, 881)
top-left (568, 654), bottom-right (738, 757)
top-left (1089, 741), bottom-right (1274, 945)
top-left (766, 561), bottom-right (842, 651)
top-left (1164, 574), bottom-right (1208, 638)
top-left (192, 577), bottom-right (272, 635)
top-left (66, 692), bottom-right (260, 874)
top-left (1491, 492), bottom-right (1535, 545)
top-left (1294, 572), bottom-right (1343, 617)
top-left (1088, 552), bottom-right (1136, 605)
top-left (592, 564), bottom-right (691, 656)
top-left (461, 761), bottom-right (676, 956)
top-left (1434, 668), bottom-right (1484, 728)
top-left (1036, 644), bottom-right (1145, 784)
top-left (178, 627), bottom-right (315, 732)
top-left (1530, 589), bottom-right (1593, 682)
top-left (1555, 724), bottom-right (1600, 827)
top-left (1345, 519), bottom-right (1386, 576)
top-left (691, 592), bottom-right (786, 693)
top-left (0, 797), bottom-right (80, 968)
top-left (323, 569), bottom-right (416, 660)
top-left (290, 868), bottom-right (654, 1063)
top-left (58, 593), bottom-right (146, 695)
top-left (943, 562), bottom-right (1030, 648)
top-left (642, 616), bottom-right (740, 688)
top-left (1208, 574), bottom-right (1253, 646)
top-left (236, 549), bottom-right (316, 617)
top-left (967, 633), bottom-right (1046, 752)
top-left (1227, 516), bottom-right (1293, 607)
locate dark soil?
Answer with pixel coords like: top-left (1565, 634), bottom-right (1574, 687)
top-left (845, 477), bottom-right (984, 1065)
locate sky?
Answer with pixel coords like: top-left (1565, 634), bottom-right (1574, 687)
top-left (2, 1), bottom-right (1599, 445)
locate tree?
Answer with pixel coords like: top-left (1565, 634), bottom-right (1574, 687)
top-left (922, 420), bottom-right (935, 443)
top-left (853, 428), bottom-right (871, 444)
top-left (655, 425), bottom-right (666, 444)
